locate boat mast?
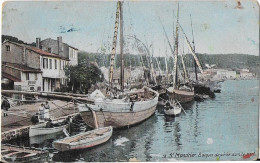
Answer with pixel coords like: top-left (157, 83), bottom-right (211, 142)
top-left (173, 3), bottom-right (179, 89)
top-left (120, 1), bottom-right (124, 90)
top-left (109, 2), bottom-right (121, 87)
top-left (151, 46), bottom-right (157, 85)
top-left (165, 48), bottom-right (169, 83)
top-left (190, 14), bottom-right (198, 81)
top-left (180, 42), bottom-right (188, 82)
top-left (179, 24), bottom-right (203, 74)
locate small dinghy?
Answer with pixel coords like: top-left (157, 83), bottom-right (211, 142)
top-left (52, 126), bottom-right (113, 152)
top-left (29, 118), bottom-right (69, 137)
top-left (1, 144), bottom-right (49, 162)
top-left (164, 101), bottom-right (182, 116)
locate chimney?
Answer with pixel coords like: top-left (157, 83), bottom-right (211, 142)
top-left (36, 37), bottom-right (41, 48)
top-left (57, 36), bottom-right (63, 56)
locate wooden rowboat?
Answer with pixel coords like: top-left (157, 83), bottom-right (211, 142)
top-left (1, 145), bottom-right (49, 162)
top-left (52, 126), bottom-right (113, 151)
top-left (164, 102), bottom-right (182, 116)
top-left (164, 105), bottom-right (181, 116)
top-left (29, 119), bottom-right (69, 137)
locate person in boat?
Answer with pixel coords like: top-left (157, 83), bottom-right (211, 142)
top-left (45, 119), bottom-right (54, 128)
top-left (38, 103), bottom-right (45, 121)
top-left (44, 101), bottom-right (50, 120)
top-left (1, 97), bottom-right (10, 117)
top-left (31, 113), bottom-right (39, 125)
top-left (165, 101), bottom-right (173, 111)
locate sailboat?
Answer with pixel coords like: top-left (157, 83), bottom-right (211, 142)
top-left (78, 1), bottom-right (159, 128)
top-left (166, 4), bottom-right (195, 104)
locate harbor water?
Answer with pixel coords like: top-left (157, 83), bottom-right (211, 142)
top-left (9, 79), bottom-right (259, 161)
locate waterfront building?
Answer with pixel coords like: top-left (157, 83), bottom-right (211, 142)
top-left (240, 69), bottom-right (254, 78)
top-left (2, 40), bottom-right (69, 92)
top-left (216, 69), bottom-right (236, 79)
top-left (39, 36), bottom-right (78, 66)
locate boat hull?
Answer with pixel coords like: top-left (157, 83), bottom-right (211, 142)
top-left (80, 105), bottom-right (157, 128)
top-left (53, 126), bottom-right (113, 152)
top-left (164, 107), bottom-right (181, 116)
top-left (167, 88), bottom-right (194, 103)
top-left (29, 119), bottom-right (69, 137)
top-left (79, 87), bottom-right (159, 128)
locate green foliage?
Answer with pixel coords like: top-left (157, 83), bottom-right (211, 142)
top-left (2, 35), bottom-right (35, 46)
top-left (64, 58), bottom-right (104, 94)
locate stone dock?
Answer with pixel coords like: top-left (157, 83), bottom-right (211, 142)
top-left (1, 100), bottom-right (79, 142)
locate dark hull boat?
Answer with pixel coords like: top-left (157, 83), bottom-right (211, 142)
top-left (167, 87), bottom-right (194, 103)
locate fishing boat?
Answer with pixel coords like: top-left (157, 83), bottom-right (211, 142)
top-left (164, 101), bottom-right (182, 116)
top-left (79, 1), bottom-right (159, 128)
top-left (166, 4), bottom-right (194, 104)
top-left (1, 144), bottom-right (49, 162)
top-left (79, 87), bottom-right (158, 128)
top-left (52, 126), bottom-right (113, 151)
top-left (29, 118), bottom-right (69, 137)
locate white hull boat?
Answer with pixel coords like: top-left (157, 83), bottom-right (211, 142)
top-left (164, 102), bottom-right (182, 116)
top-left (164, 106), bottom-right (181, 116)
top-left (78, 87), bottom-right (159, 128)
top-left (29, 119), bottom-right (69, 137)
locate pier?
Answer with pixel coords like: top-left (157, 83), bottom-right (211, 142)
top-left (1, 99), bottom-right (80, 142)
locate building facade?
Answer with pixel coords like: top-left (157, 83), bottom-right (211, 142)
top-left (39, 37), bottom-right (78, 66)
top-left (216, 70), bottom-right (236, 79)
top-left (240, 69), bottom-right (254, 78)
top-left (2, 40), bottom-right (69, 92)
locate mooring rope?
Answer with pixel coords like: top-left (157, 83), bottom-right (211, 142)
top-left (2, 100), bottom-right (76, 127)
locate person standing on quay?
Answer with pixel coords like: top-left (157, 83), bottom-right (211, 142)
top-left (38, 103), bottom-right (45, 122)
top-left (44, 101), bottom-right (50, 120)
top-left (1, 97), bottom-right (10, 117)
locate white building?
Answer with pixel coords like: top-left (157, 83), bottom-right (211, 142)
top-left (240, 69), bottom-right (254, 78)
top-left (216, 70), bottom-right (236, 79)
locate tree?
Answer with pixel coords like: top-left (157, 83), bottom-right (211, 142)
top-left (64, 61), bottom-right (104, 94)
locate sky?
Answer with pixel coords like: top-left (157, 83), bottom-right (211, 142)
top-left (2, 0), bottom-right (259, 56)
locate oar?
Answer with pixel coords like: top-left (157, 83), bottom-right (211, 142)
top-left (176, 100), bottom-right (186, 115)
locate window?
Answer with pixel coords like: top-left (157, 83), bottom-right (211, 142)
top-left (48, 47), bottom-right (51, 53)
top-left (60, 60), bottom-right (62, 70)
top-left (55, 59), bottom-right (57, 69)
top-left (43, 58), bottom-right (45, 69)
top-left (63, 61), bottom-right (65, 69)
top-left (49, 59), bottom-right (52, 69)
top-left (43, 58), bottom-right (48, 69)
top-left (6, 45), bottom-right (10, 51)
top-left (26, 73), bottom-right (29, 80)
top-left (46, 58), bottom-right (48, 69)
top-left (35, 73), bottom-right (38, 80)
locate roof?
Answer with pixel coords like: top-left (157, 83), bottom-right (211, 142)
top-left (3, 40), bottom-right (69, 61)
top-left (67, 44), bottom-right (79, 50)
top-left (2, 62), bottom-right (42, 73)
top-left (41, 38), bottom-right (79, 50)
top-left (2, 72), bottom-right (21, 82)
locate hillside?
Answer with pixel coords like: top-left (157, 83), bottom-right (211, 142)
top-left (79, 51), bottom-right (259, 72)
